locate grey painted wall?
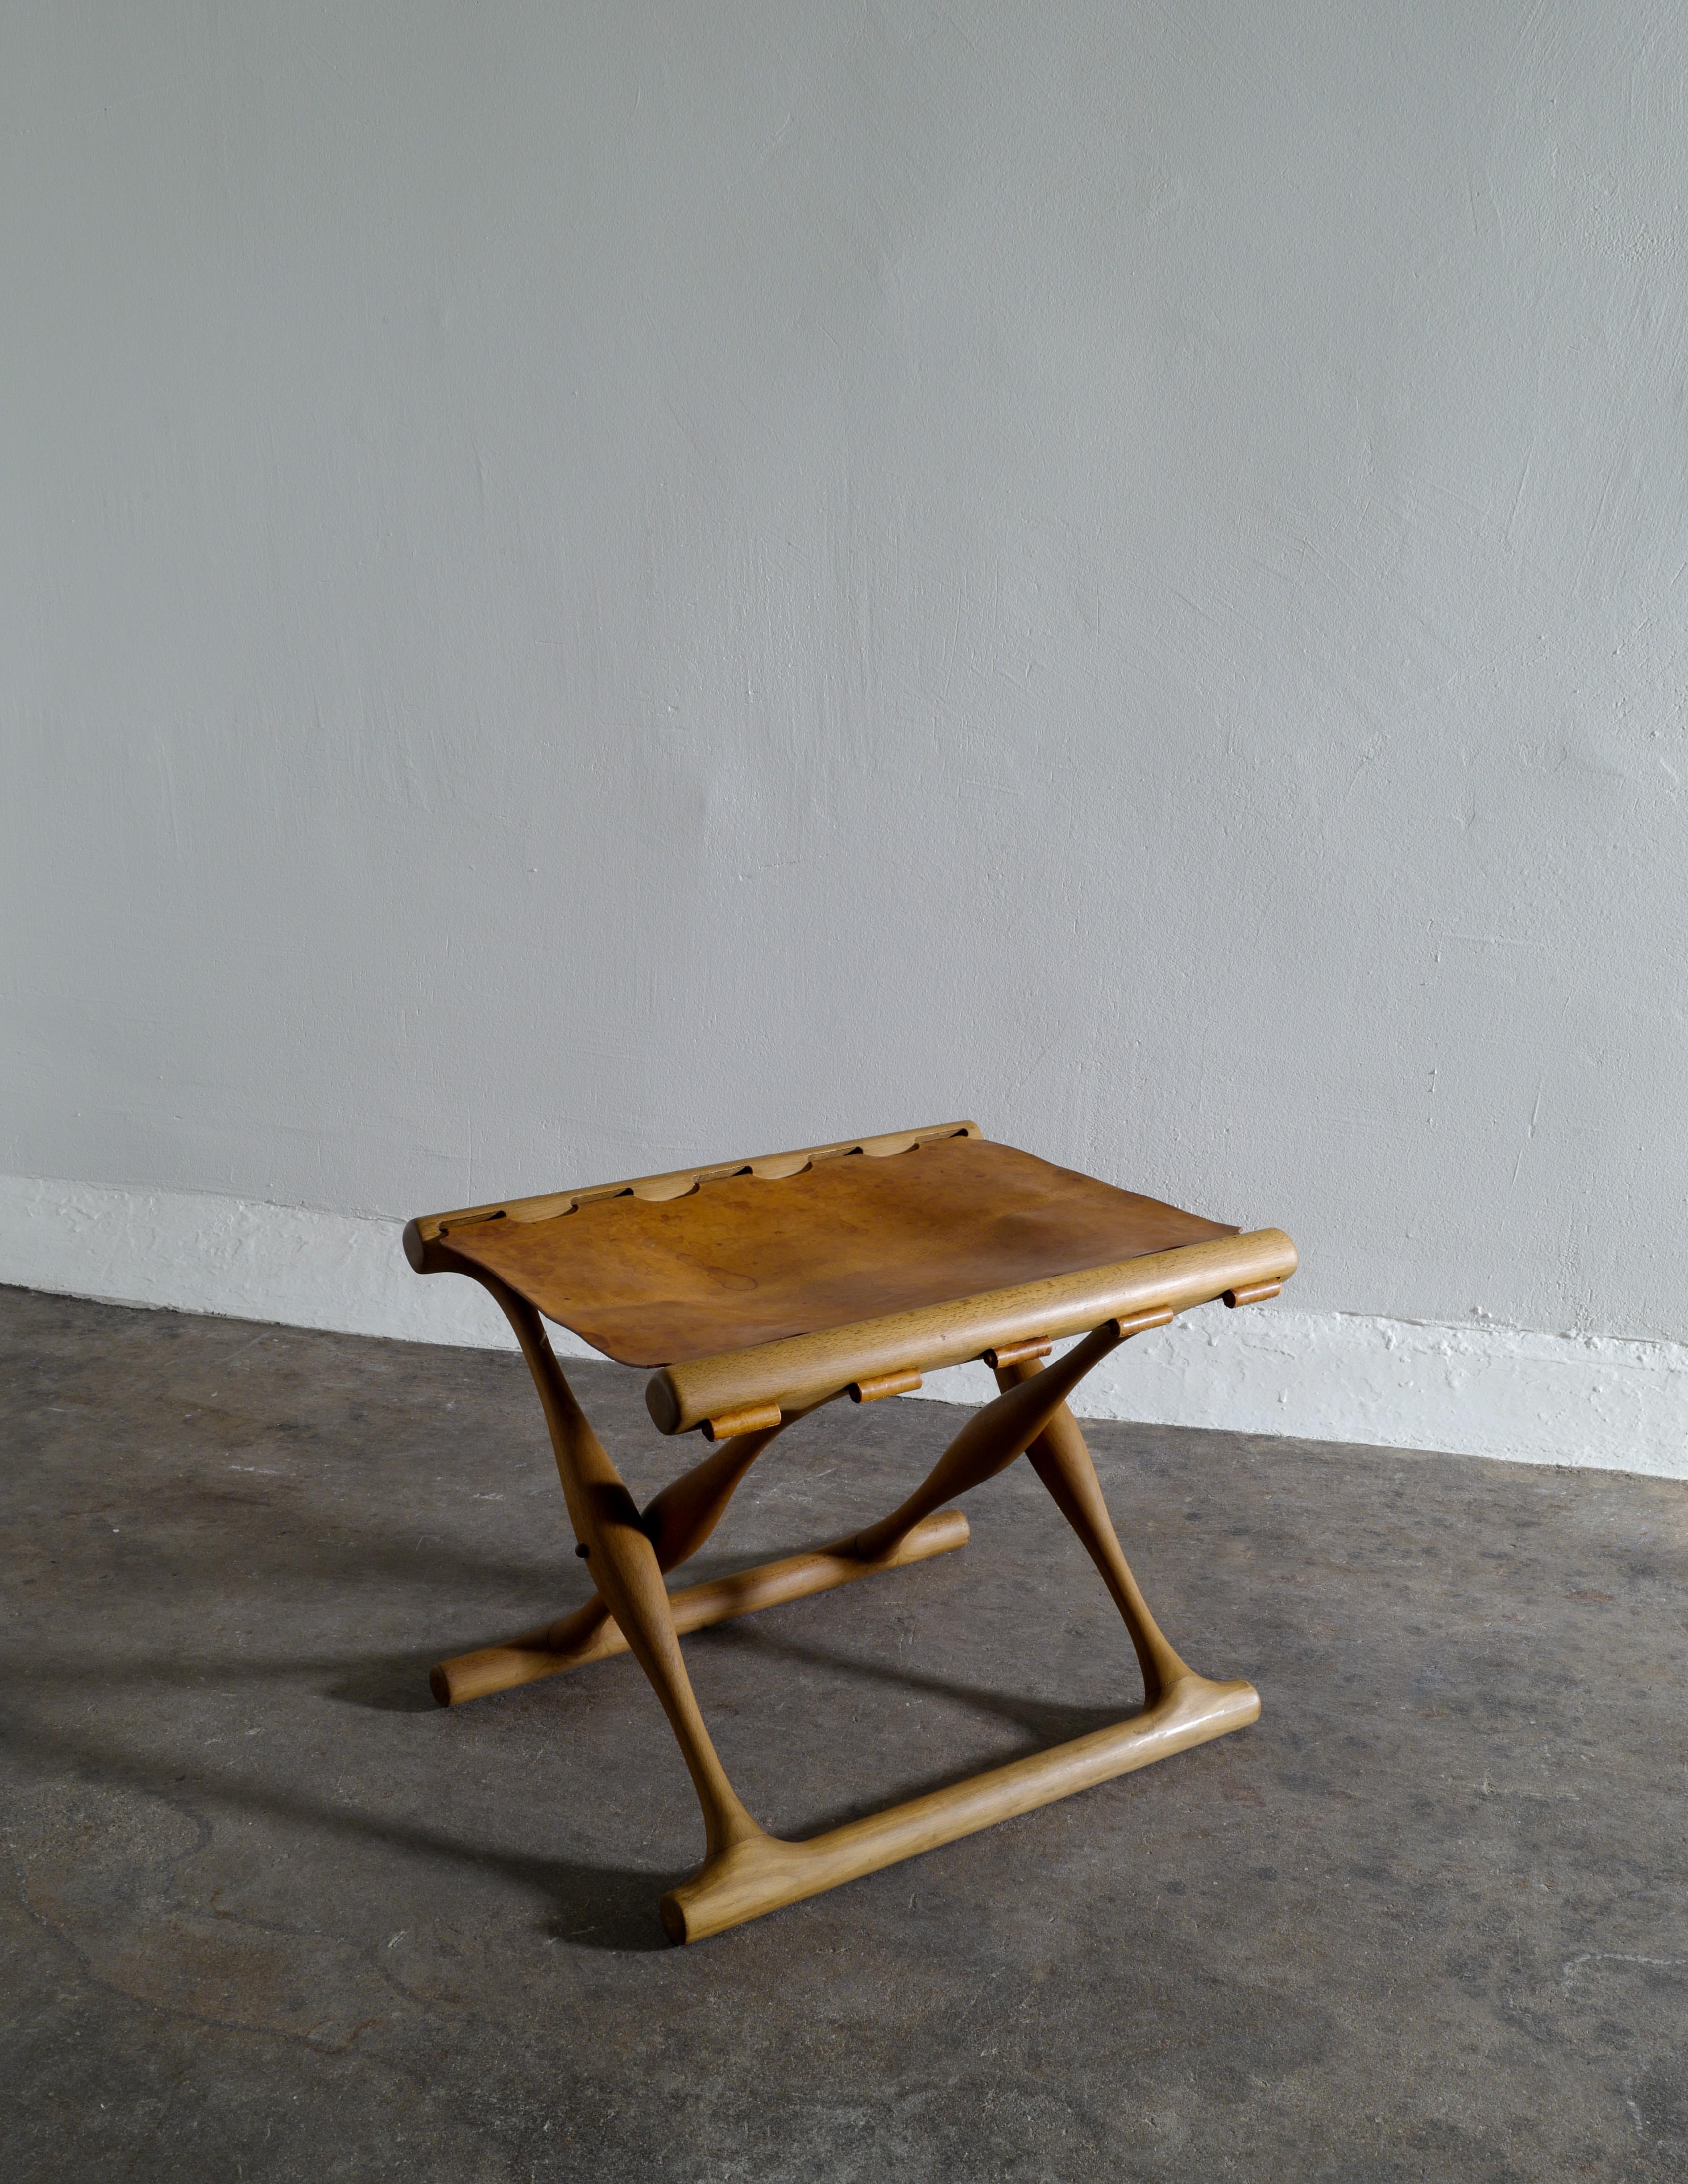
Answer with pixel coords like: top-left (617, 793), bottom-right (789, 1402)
top-left (4, 3), bottom-right (1685, 1341)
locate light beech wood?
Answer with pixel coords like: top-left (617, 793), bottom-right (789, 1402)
top-left (644, 1228), bottom-right (1297, 1434)
top-left (658, 1323), bottom-right (1249, 1941)
top-left (479, 1273), bottom-right (763, 1863)
top-left (997, 1358), bottom-right (1189, 1702)
top-left (701, 1402), bottom-right (783, 1442)
top-left (431, 1510), bottom-right (970, 1705)
top-left (659, 1670), bottom-right (1259, 1943)
top-left (638, 1421), bottom-right (785, 1565)
top-left (982, 1337), bottom-right (1053, 1369)
top-left (403, 1123), bottom-right (1294, 1942)
top-left (845, 1313), bottom-right (1163, 1563)
top-left (432, 1419), bottom-right (786, 1702)
top-left (848, 1368), bottom-right (923, 1402)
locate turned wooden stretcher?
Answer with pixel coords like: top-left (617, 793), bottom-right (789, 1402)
top-left (404, 1121), bottom-right (1296, 1942)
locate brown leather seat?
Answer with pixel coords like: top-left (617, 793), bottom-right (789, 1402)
top-left (430, 1130), bottom-right (1237, 1368)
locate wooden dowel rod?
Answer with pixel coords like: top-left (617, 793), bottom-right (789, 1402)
top-left (645, 1229), bottom-right (1298, 1434)
top-left (430, 1508), bottom-right (970, 1706)
top-left (702, 1402), bottom-right (782, 1442)
top-left (982, 1338), bottom-right (1052, 1370)
top-left (848, 1369), bottom-right (922, 1402)
top-left (660, 1670), bottom-right (1261, 1943)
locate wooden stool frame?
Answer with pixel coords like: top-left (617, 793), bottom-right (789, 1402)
top-left (405, 1124), bottom-right (1297, 1943)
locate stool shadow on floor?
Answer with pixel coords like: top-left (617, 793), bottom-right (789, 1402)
top-left (687, 1618), bottom-right (1146, 1833)
top-left (305, 1610), bottom-right (1148, 1920)
top-left (322, 1646), bottom-right (468, 1713)
top-left (4, 1709), bottom-right (685, 1953)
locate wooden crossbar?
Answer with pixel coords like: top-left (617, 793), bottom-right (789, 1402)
top-left (431, 1511), bottom-right (968, 1706)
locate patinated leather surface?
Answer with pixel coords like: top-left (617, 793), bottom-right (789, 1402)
top-left (439, 1134), bottom-right (1237, 1368)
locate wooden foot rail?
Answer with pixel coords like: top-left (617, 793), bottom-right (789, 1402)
top-left (659, 1670), bottom-right (1259, 1943)
top-left (431, 1509), bottom-right (969, 1705)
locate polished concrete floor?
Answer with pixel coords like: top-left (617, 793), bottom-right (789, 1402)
top-left (2, 1286), bottom-right (1686, 2182)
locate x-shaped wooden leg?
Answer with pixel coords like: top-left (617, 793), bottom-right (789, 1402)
top-left (431, 1368), bottom-right (966, 1707)
top-left (443, 1276), bottom-right (1257, 1941)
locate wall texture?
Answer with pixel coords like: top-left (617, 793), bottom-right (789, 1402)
top-left (4, 7), bottom-right (1685, 1445)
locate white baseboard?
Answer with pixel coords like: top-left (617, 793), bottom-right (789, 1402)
top-left (0, 1173), bottom-right (539, 1356)
top-left (4, 1174), bottom-right (1685, 1479)
top-left (915, 1319), bottom-right (1688, 1479)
